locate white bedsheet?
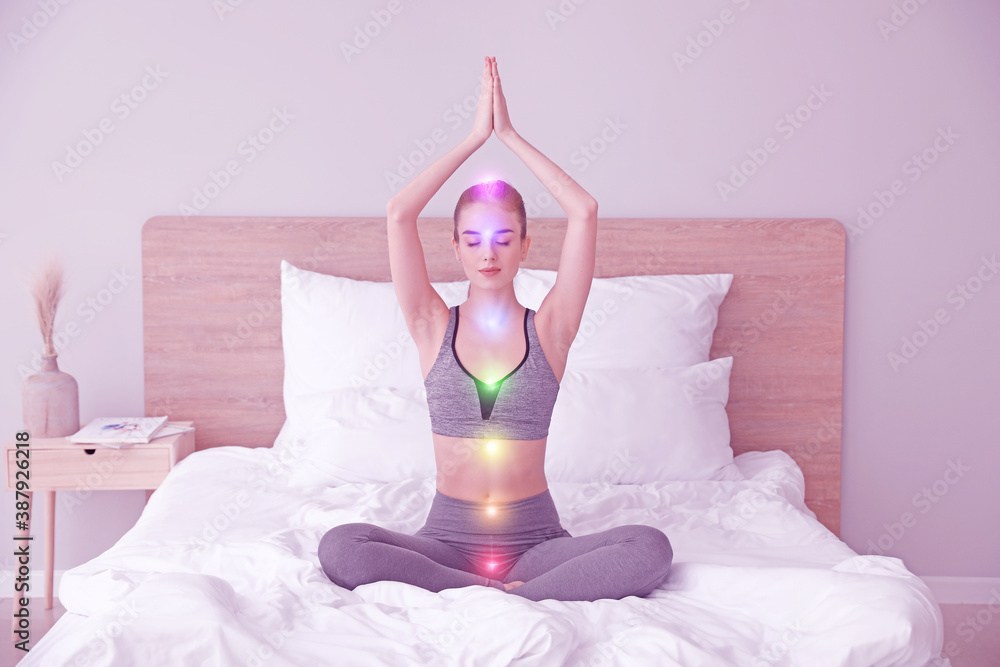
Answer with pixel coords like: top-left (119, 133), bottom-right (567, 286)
top-left (22, 446), bottom-right (948, 666)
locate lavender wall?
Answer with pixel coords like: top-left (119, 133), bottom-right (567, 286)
top-left (1, 0), bottom-right (997, 589)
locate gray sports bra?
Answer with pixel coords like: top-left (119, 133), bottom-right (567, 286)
top-left (424, 304), bottom-right (560, 440)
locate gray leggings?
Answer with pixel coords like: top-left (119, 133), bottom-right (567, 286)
top-left (318, 488), bottom-right (673, 602)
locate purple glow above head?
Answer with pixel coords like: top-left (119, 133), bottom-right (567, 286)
top-left (473, 171), bottom-right (502, 188)
top-left (476, 179), bottom-right (504, 201)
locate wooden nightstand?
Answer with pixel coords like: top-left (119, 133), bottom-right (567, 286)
top-left (3, 422), bottom-right (195, 612)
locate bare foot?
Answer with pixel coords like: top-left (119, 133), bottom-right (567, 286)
top-left (503, 581), bottom-right (525, 591)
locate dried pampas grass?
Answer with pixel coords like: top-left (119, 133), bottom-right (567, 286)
top-left (31, 257), bottom-right (67, 357)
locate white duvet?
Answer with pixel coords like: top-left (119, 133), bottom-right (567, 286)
top-left (22, 446), bottom-right (947, 666)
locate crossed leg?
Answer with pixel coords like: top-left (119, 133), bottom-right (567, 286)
top-left (318, 523), bottom-right (505, 593)
top-left (318, 522), bottom-right (673, 602)
top-left (504, 524), bottom-right (673, 602)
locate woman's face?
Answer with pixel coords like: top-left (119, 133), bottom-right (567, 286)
top-left (454, 202), bottom-right (528, 287)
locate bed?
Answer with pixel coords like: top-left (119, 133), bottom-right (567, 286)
top-left (19, 215), bottom-right (947, 666)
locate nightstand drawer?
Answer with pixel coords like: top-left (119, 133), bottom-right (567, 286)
top-left (7, 446), bottom-right (172, 490)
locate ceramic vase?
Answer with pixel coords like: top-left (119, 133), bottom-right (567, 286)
top-left (22, 354), bottom-right (80, 437)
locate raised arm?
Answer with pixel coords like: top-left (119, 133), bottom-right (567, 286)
top-left (489, 57), bottom-right (598, 358)
top-left (386, 57), bottom-right (494, 349)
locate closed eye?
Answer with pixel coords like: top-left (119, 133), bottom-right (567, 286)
top-left (468, 242), bottom-right (510, 247)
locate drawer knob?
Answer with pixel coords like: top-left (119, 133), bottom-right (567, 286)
top-left (84, 448), bottom-right (96, 455)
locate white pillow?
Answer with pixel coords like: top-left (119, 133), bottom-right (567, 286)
top-left (279, 260), bottom-right (732, 422)
top-left (285, 386), bottom-right (436, 487)
top-left (513, 269), bottom-right (732, 369)
top-left (545, 357), bottom-right (734, 483)
top-left (279, 260), bottom-right (460, 395)
top-left (284, 357), bottom-right (733, 486)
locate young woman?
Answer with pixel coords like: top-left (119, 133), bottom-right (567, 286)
top-left (319, 56), bottom-right (673, 602)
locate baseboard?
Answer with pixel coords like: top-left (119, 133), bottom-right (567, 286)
top-left (920, 576), bottom-right (1000, 605)
top-left (0, 569), bottom-right (64, 600)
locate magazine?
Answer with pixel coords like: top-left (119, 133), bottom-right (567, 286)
top-left (151, 422), bottom-right (195, 439)
top-left (69, 416), bottom-right (169, 445)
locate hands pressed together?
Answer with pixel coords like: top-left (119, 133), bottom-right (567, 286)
top-left (470, 56), bottom-right (516, 147)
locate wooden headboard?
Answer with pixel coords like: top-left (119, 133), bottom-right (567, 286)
top-left (142, 217), bottom-right (845, 535)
